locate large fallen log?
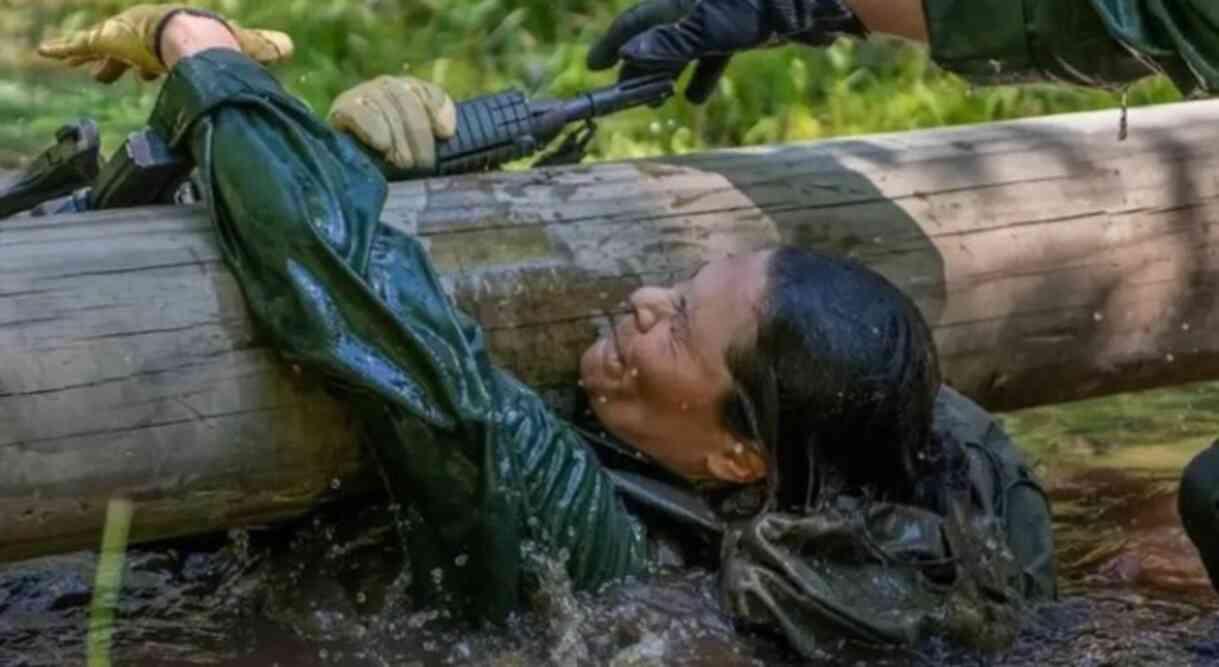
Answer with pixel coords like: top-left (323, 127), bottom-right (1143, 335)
top-left (3, 100), bottom-right (1219, 561)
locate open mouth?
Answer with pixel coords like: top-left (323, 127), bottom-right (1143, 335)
top-left (601, 335), bottom-right (623, 375)
top-left (595, 310), bottom-right (629, 380)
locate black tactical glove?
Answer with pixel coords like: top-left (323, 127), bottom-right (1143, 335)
top-left (587, 0), bottom-right (864, 103)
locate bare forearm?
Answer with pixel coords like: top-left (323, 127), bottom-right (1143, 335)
top-left (846, 0), bottom-right (928, 42)
top-left (159, 13), bottom-right (240, 68)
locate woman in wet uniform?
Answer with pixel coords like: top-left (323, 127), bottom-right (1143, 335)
top-left (584, 0), bottom-right (1219, 598)
top-left (37, 4), bottom-right (1055, 656)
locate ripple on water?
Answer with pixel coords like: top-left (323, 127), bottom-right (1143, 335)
top-left (1, 468), bottom-right (1217, 666)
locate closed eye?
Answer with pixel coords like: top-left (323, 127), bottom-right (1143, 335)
top-left (666, 295), bottom-right (690, 358)
top-left (672, 295), bottom-right (691, 343)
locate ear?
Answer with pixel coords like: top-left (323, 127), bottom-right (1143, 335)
top-left (705, 441), bottom-right (767, 484)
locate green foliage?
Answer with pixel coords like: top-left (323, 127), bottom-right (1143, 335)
top-left (0, 0), bottom-right (1182, 166)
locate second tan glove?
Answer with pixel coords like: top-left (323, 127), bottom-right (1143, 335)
top-left (328, 75), bottom-right (458, 172)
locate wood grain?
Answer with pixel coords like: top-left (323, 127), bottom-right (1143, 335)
top-left (3, 100), bottom-right (1218, 560)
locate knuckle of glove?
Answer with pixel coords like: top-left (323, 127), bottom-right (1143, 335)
top-left (765, 0), bottom-right (861, 41)
top-left (431, 97), bottom-right (458, 139)
top-left (236, 29), bottom-right (295, 62)
top-left (765, 0), bottom-right (815, 35)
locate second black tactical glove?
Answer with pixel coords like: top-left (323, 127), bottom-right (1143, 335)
top-left (587, 0), bottom-right (864, 103)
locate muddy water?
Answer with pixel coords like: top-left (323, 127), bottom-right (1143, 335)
top-left (4, 388), bottom-right (1219, 666)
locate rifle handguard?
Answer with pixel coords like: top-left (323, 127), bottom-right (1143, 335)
top-left (0, 120), bottom-right (100, 220)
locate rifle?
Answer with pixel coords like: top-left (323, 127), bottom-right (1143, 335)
top-left (0, 120), bottom-right (100, 219)
top-left (0, 75), bottom-right (674, 219)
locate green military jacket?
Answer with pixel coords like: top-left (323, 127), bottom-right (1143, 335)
top-left (149, 49), bottom-right (1053, 654)
top-left (925, 0), bottom-right (1219, 94)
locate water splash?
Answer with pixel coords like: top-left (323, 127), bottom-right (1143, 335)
top-left (1, 471), bottom-right (1217, 666)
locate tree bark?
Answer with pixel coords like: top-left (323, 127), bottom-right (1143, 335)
top-left (3, 100), bottom-right (1218, 561)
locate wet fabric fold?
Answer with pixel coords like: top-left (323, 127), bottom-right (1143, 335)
top-left (151, 49), bottom-right (646, 621)
top-left (923, 0), bottom-right (1219, 94)
top-left (718, 387), bottom-right (1056, 656)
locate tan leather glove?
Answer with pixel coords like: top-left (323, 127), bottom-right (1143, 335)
top-left (37, 4), bottom-right (293, 83)
top-left (328, 75), bottom-right (458, 172)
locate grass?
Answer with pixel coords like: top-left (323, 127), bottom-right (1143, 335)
top-left (1004, 382), bottom-right (1219, 477)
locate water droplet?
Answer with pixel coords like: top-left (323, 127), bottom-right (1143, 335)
top-left (1183, 322), bottom-right (1191, 331)
top-left (598, 395), bottom-right (608, 404)
top-left (1166, 353), bottom-right (1175, 363)
top-left (629, 368), bottom-right (639, 377)
top-left (329, 478), bottom-right (341, 490)
top-left (356, 591), bottom-right (367, 604)
top-left (455, 554), bottom-right (469, 567)
top-left (576, 378), bottom-right (584, 387)
top-left (1093, 312), bottom-right (1104, 322)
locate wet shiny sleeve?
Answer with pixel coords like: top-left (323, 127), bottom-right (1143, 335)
top-left (922, 0), bottom-right (1215, 94)
top-left (147, 49), bottom-right (645, 617)
top-left (1090, 0), bottom-right (1219, 93)
top-left (497, 373), bottom-right (649, 590)
top-left (149, 49), bottom-right (487, 427)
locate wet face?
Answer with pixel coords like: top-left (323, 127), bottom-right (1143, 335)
top-left (580, 251), bottom-right (771, 484)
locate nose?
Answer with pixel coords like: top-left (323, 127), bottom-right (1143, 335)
top-left (628, 286), bottom-right (677, 334)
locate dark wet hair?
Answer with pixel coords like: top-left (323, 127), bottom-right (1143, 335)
top-left (720, 247), bottom-right (954, 513)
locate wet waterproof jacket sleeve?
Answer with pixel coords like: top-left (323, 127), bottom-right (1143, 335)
top-left (923, 0), bottom-right (1219, 95)
top-left (147, 49), bottom-right (647, 620)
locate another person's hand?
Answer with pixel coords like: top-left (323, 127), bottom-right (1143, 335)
top-left (37, 4), bottom-right (292, 83)
top-left (587, 0), bottom-right (861, 103)
top-left (328, 75), bottom-right (458, 173)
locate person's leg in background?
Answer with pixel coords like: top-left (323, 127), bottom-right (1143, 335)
top-left (1180, 441), bottom-right (1219, 592)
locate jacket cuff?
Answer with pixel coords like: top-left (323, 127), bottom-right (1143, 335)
top-left (149, 48), bottom-right (284, 148)
top-left (922, 0), bottom-right (1038, 84)
top-left (922, 0), bottom-right (1157, 89)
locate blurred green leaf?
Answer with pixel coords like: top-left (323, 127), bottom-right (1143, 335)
top-left (0, 0), bottom-right (1184, 168)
